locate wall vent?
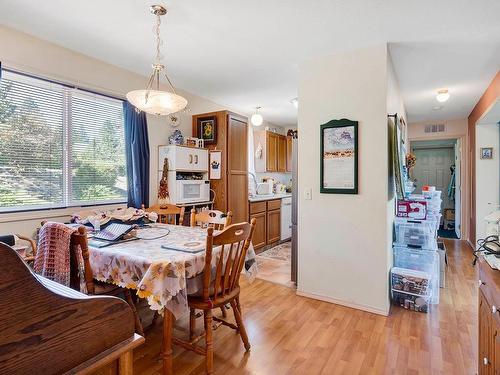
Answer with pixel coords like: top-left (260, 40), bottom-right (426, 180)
top-left (424, 124), bottom-right (446, 133)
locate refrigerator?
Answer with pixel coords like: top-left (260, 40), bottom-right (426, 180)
top-left (291, 137), bottom-right (298, 284)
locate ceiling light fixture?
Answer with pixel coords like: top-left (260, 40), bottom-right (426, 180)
top-left (291, 97), bottom-right (298, 109)
top-left (436, 89), bottom-right (450, 103)
top-left (251, 107), bottom-right (264, 126)
top-left (126, 5), bottom-right (187, 116)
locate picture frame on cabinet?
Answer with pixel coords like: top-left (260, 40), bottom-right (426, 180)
top-left (196, 116), bottom-right (217, 145)
top-left (320, 118), bottom-right (358, 194)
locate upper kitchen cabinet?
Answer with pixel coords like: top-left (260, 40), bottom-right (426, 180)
top-left (286, 136), bottom-right (293, 172)
top-left (254, 130), bottom-right (288, 173)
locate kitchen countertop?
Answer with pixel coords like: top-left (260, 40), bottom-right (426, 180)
top-left (248, 193), bottom-right (292, 202)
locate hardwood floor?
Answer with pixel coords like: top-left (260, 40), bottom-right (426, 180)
top-left (132, 239), bottom-right (477, 375)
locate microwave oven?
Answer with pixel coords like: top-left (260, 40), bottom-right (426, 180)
top-left (174, 180), bottom-right (210, 204)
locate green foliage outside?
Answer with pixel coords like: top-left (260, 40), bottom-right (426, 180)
top-left (0, 79), bottom-right (127, 209)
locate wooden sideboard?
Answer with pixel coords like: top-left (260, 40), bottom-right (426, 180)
top-left (478, 258), bottom-right (500, 374)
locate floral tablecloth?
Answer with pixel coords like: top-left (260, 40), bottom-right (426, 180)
top-left (88, 224), bottom-right (258, 319)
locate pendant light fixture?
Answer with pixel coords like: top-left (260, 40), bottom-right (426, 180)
top-left (126, 5), bottom-right (188, 116)
top-left (251, 106), bottom-right (264, 126)
top-left (436, 89), bottom-right (450, 103)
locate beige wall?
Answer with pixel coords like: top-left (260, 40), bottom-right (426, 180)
top-left (408, 118), bottom-right (469, 240)
top-left (297, 45), bottom-right (397, 315)
top-left (0, 25), bottom-right (247, 236)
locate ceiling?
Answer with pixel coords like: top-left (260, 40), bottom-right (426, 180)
top-left (0, 0), bottom-right (499, 126)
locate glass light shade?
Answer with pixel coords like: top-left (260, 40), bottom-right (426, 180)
top-left (251, 113), bottom-right (264, 126)
top-left (126, 89), bottom-right (188, 115)
top-left (436, 90), bottom-right (450, 103)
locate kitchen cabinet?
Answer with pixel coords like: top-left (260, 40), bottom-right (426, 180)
top-left (192, 111), bottom-right (248, 223)
top-left (267, 206), bottom-right (281, 244)
top-left (249, 199), bottom-right (282, 252)
top-left (478, 259), bottom-right (500, 374)
top-left (277, 136), bottom-right (287, 172)
top-left (250, 211), bottom-right (266, 249)
top-left (254, 131), bottom-right (288, 173)
top-left (286, 136), bottom-right (293, 172)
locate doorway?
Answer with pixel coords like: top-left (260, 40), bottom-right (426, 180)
top-left (411, 139), bottom-right (461, 239)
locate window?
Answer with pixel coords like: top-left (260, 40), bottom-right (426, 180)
top-left (0, 70), bottom-right (127, 212)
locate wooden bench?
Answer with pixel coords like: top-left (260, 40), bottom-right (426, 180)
top-left (0, 242), bottom-right (144, 374)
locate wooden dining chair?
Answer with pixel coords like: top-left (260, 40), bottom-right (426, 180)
top-left (70, 226), bottom-right (145, 336)
top-left (172, 219), bottom-right (256, 374)
top-left (190, 209), bottom-right (233, 230)
top-left (0, 234), bottom-right (37, 263)
top-left (142, 203), bottom-right (185, 225)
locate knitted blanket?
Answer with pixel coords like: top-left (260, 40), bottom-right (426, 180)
top-left (34, 222), bottom-right (77, 288)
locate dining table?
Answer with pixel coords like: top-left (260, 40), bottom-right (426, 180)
top-left (87, 223), bottom-right (258, 375)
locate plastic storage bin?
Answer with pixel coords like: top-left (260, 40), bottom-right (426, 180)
top-left (393, 245), bottom-right (440, 304)
top-left (394, 217), bottom-right (438, 249)
top-left (391, 267), bottom-right (432, 313)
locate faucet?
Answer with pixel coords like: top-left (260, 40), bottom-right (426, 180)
top-left (248, 172), bottom-right (258, 196)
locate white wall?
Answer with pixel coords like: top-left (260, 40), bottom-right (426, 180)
top-left (0, 25), bottom-right (248, 236)
top-left (297, 45), bottom-right (394, 315)
top-left (476, 123), bottom-right (499, 241)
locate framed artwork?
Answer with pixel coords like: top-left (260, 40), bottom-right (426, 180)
top-left (480, 147), bottom-right (493, 160)
top-left (399, 116), bottom-right (407, 144)
top-left (196, 116), bottom-right (217, 145)
top-left (320, 119), bottom-right (358, 194)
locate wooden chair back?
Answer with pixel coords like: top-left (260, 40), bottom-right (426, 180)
top-left (190, 209), bottom-right (233, 230)
top-left (202, 219), bottom-right (256, 301)
top-left (69, 226), bottom-right (95, 295)
top-left (142, 204), bottom-right (185, 225)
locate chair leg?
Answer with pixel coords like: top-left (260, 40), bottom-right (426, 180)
top-left (236, 297), bottom-right (242, 316)
top-left (189, 308), bottom-right (196, 340)
top-left (123, 289), bottom-right (144, 337)
top-left (204, 309), bottom-right (214, 374)
top-left (230, 299), bottom-right (250, 351)
top-left (151, 311), bottom-right (159, 327)
top-left (220, 305), bottom-right (227, 318)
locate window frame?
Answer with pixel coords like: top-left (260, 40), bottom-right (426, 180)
top-left (0, 68), bottom-right (128, 214)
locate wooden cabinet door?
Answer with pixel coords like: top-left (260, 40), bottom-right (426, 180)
top-left (286, 136), bottom-right (293, 172)
top-left (479, 291), bottom-right (492, 375)
top-left (250, 212), bottom-right (266, 251)
top-left (227, 114), bottom-right (248, 223)
top-left (493, 313), bottom-right (500, 375)
top-left (267, 208), bottom-right (281, 244)
top-left (277, 135), bottom-right (287, 172)
top-left (266, 132), bottom-right (278, 172)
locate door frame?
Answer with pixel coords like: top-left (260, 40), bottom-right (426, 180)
top-left (409, 134), bottom-right (468, 241)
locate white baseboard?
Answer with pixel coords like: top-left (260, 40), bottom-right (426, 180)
top-left (296, 289), bottom-right (389, 316)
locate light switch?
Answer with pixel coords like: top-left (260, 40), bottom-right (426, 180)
top-left (304, 188), bottom-right (312, 200)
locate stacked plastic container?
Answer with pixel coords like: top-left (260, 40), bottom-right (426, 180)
top-left (391, 187), bottom-right (442, 312)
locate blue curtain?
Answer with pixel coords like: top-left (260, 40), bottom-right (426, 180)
top-left (123, 101), bottom-right (150, 208)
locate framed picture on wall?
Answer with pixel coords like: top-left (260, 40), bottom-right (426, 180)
top-left (480, 147), bottom-right (493, 159)
top-left (320, 118), bottom-right (358, 194)
top-left (196, 116), bottom-right (217, 145)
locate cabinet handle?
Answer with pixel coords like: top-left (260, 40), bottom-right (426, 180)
top-left (493, 305), bottom-right (498, 314)
top-left (194, 155), bottom-right (198, 164)
top-left (189, 154), bottom-right (193, 164)
top-left (483, 357), bottom-right (489, 366)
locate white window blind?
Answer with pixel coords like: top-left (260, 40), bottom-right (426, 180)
top-left (0, 70), bottom-right (127, 212)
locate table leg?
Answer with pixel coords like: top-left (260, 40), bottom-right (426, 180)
top-left (162, 309), bottom-right (175, 375)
